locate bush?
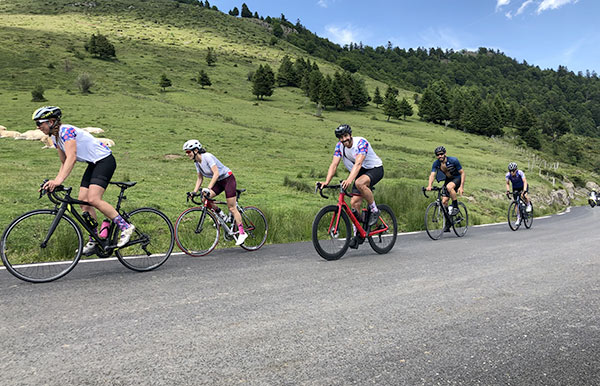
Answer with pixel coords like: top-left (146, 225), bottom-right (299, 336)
top-left (31, 85), bottom-right (47, 102)
top-left (76, 73), bottom-right (94, 94)
top-left (84, 33), bottom-right (116, 59)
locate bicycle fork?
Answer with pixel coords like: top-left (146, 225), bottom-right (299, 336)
top-left (40, 205), bottom-right (67, 249)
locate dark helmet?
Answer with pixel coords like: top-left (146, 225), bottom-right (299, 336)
top-left (334, 124), bottom-right (352, 138)
top-left (508, 162), bottom-right (518, 171)
top-left (32, 106), bottom-right (62, 121)
top-left (434, 146), bottom-right (446, 155)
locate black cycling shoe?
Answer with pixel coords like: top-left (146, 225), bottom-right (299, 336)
top-left (367, 209), bottom-right (380, 227)
top-left (349, 237), bottom-right (359, 249)
top-left (443, 224), bottom-right (452, 232)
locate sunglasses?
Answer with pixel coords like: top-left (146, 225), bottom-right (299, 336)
top-left (435, 153), bottom-right (445, 157)
top-left (185, 150), bottom-right (193, 154)
top-left (36, 120), bottom-right (49, 127)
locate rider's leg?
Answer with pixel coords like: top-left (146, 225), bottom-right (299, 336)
top-left (355, 174), bottom-right (375, 208)
top-left (350, 195), bottom-right (364, 214)
top-left (227, 196), bottom-right (242, 227)
top-left (85, 184), bottom-right (119, 220)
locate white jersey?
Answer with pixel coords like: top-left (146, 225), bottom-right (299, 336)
top-left (194, 152), bottom-right (232, 180)
top-left (51, 124), bottom-right (111, 163)
top-left (333, 136), bottom-right (383, 172)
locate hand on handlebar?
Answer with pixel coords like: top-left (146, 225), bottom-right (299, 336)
top-left (43, 179), bottom-right (61, 192)
top-left (341, 179), bottom-right (352, 191)
top-left (425, 186), bottom-right (432, 191)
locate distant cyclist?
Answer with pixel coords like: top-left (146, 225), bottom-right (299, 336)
top-left (506, 162), bottom-right (532, 224)
top-left (317, 124), bottom-right (384, 246)
top-left (426, 146), bottom-right (465, 221)
top-left (33, 106), bottom-right (135, 254)
top-left (183, 139), bottom-right (247, 246)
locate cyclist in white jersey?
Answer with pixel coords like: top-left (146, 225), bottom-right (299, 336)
top-left (183, 140), bottom-right (247, 246)
top-left (318, 124), bottom-right (384, 230)
top-left (33, 106), bottom-right (135, 254)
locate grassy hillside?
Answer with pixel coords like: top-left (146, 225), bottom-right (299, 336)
top-left (0, 0), bottom-right (595, 247)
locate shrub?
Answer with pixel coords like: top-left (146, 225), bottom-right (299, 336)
top-left (76, 72), bottom-right (94, 94)
top-left (31, 85), bottom-right (47, 102)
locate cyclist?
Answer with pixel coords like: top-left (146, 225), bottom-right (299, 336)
top-left (183, 139), bottom-right (247, 246)
top-left (33, 106), bottom-right (135, 254)
top-left (317, 124), bottom-right (384, 247)
top-left (426, 146), bottom-right (465, 229)
top-left (506, 162), bottom-right (532, 225)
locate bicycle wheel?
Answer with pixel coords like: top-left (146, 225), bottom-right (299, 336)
top-left (116, 208), bottom-right (174, 271)
top-left (523, 202), bottom-right (534, 229)
top-left (452, 202), bottom-right (469, 237)
top-left (312, 205), bottom-right (351, 260)
top-left (368, 204), bottom-right (398, 254)
top-left (507, 201), bottom-right (521, 231)
top-left (1, 209), bottom-right (82, 283)
top-left (239, 206), bottom-right (268, 251)
top-left (425, 202), bottom-right (445, 240)
top-left (175, 207), bottom-right (219, 257)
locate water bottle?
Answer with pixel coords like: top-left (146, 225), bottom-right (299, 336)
top-left (448, 205), bottom-right (453, 215)
top-left (215, 207), bottom-right (228, 222)
top-left (226, 212), bottom-right (234, 223)
top-left (82, 211), bottom-right (98, 229)
top-left (99, 219), bottom-right (110, 239)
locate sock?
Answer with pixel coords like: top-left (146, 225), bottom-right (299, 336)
top-left (89, 227), bottom-right (98, 242)
top-left (238, 224), bottom-right (245, 235)
top-left (113, 215), bottom-right (131, 231)
top-left (452, 200), bottom-right (458, 207)
top-left (369, 201), bottom-right (378, 211)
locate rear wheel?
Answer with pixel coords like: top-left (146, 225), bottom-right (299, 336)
top-left (425, 202), bottom-right (445, 240)
top-left (1, 210), bottom-right (82, 283)
top-left (523, 202), bottom-right (534, 229)
top-left (452, 202), bottom-right (469, 237)
top-left (507, 201), bottom-right (521, 231)
top-left (368, 204), bottom-right (397, 254)
top-left (239, 206), bottom-right (268, 251)
top-left (116, 208), bottom-right (174, 271)
top-left (175, 207), bottom-right (219, 257)
top-left (312, 205), bottom-right (351, 260)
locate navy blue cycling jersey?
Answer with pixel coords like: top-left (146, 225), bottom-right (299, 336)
top-left (506, 170), bottom-right (525, 190)
top-left (431, 156), bottom-right (462, 182)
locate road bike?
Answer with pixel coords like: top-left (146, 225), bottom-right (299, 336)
top-left (174, 189), bottom-right (268, 256)
top-left (1, 180), bottom-right (174, 283)
top-left (422, 186), bottom-right (469, 240)
top-left (312, 182), bottom-right (397, 260)
top-left (506, 190), bottom-right (533, 231)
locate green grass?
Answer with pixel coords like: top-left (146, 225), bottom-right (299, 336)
top-left (0, 0), bottom-right (595, 251)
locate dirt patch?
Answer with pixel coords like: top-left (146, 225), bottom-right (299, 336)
top-left (164, 154), bottom-right (182, 160)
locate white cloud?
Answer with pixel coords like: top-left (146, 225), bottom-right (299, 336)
top-left (325, 25), bottom-right (360, 46)
top-left (317, 0), bottom-right (328, 8)
top-left (419, 27), bottom-right (465, 50)
top-left (515, 0), bottom-right (535, 16)
top-left (537, 0), bottom-right (578, 14)
top-left (496, 0), bottom-right (511, 10)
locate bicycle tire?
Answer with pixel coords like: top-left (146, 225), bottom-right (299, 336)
top-left (239, 206), bottom-right (268, 251)
top-left (116, 207), bottom-right (174, 271)
top-left (1, 209), bottom-right (83, 283)
top-left (368, 204), bottom-right (398, 254)
top-left (425, 202), bottom-right (445, 240)
top-left (175, 207), bottom-right (220, 257)
top-left (523, 202), bottom-right (534, 229)
top-left (312, 205), bottom-right (351, 260)
top-left (452, 202), bottom-right (469, 237)
top-left (507, 201), bottom-right (521, 231)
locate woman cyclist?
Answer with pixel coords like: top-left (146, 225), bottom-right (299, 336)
top-left (183, 140), bottom-right (247, 246)
top-left (33, 106), bottom-right (135, 255)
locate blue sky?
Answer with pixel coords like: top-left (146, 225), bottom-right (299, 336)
top-left (212, 0), bottom-right (599, 74)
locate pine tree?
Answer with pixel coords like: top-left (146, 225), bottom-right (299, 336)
top-left (398, 98), bottom-right (413, 120)
top-left (252, 64), bottom-right (275, 99)
top-left (159, 73), bottom-right (172, 92)
top-left (319, 75), bottom-right (336, 109)
top-left (228, 7), bottom-right (239, 16)
top-left (85, 33), bottom-right (116, 59)
top-left (241, 3), bottom-right (252, 18)
top-left (372, 86), bottom-right (383, 107)
top-left (515, 106), bottom-right (536, 136)
top-left (206, 47), bottom-right (216, 66)
top-left (198, 70), bottom-right (211, 88)
top-left (308, 70), bottom-right (324, 103)
top-left (276, 55), bottom-right (296, 86)
top-left (382, 88), bottom-right (400, 121)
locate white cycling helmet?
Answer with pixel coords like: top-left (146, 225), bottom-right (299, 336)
top-left (183, 139), bottom-right (202, 152)
top-left (32, 106), bottom-right (62, 121)
top-left (508, 162), bottom-right (518, 171)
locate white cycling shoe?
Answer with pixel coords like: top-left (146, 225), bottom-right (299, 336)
top-left (235, 232), bottom-right (248, 246)
top-left (117, 225), bottom-right (135, 247)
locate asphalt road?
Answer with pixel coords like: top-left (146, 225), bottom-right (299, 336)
top-left (1, 206), bottom-right (598, 385)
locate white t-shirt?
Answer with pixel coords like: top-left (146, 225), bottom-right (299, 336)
top-left (194, 152), bottom-right (232, 180)
top-left (51, 124), bottom-right (111, 163)
top-left (333, 136), bottom-right (383, 172)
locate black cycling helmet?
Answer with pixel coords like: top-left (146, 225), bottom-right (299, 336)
top-left (335, 124), bottom-right (352, 138)
top-left (434, 146), bottom-right (446, 155)
top-left (508, 162), bottom-right (518, 171)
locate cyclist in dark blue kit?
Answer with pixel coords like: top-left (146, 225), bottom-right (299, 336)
top-left (506, 162), bottom-right (531, 225)
top-left (426, 146), bottom-right (465, 218)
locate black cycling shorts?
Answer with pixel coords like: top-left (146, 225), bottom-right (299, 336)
top-left (512, 186), bottom-right (529, 200)
top-left (442, 175), bottom-right (461, 197)
top-left (351, 166), bottom-right (384, 196)
top-left (81, 154), bottom-right (116, 189)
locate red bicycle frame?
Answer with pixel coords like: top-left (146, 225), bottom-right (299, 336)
top-left (327, 189), bottom-right (390, 239)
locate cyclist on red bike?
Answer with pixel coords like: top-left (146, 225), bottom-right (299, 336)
top-left (426, 146), bottom-right (465, 219)
top-left (33, 106), bottom-right (135, 254)
top-left (183, 139), bottom-right (247, 246)
top-left (317, 124), bottom-right (384, 228)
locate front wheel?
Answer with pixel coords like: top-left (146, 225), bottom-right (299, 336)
top-left (116, 208), bottom-right (174, 271)
top-left (175, 207), bottom-right (220, 257)
top-left (425, 202), bottom-right (445, 240)
top-left (368, 204), bottom-right (397, 254)
top-left (452, 202), bottom-right (469, 237)
top-left (312, 205), bottom-right (351, 260)
top-left (1, 209), bottom-right (83, 283)
top-left (523, 202), bottom-right (534, 229)
top-left (239, 206), bottom-right (268, 251)
top-left (507, 201), bottom-right (521, 231)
